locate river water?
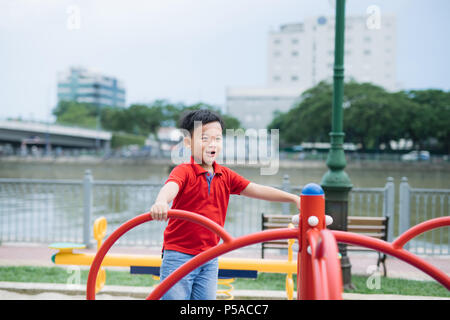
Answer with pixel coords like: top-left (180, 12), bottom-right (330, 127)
top-left (0, 159), bottom-right (449, 189)
top-left (0, 159), bottom-right (449, 252)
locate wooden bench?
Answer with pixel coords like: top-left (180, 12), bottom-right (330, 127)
top-left (261, 213), bottom-right (389, 276)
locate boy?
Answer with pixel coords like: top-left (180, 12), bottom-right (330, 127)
top-left (150, 109), bottom-right (300, 300)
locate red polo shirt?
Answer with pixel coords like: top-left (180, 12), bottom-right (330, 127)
top-left (163, 158), bottom-right (251, 255)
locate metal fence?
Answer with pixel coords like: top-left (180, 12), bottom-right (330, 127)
top-left (0, 172), bottom-right (448, 255)
top-left (399, 177), bottom-right (450, 255)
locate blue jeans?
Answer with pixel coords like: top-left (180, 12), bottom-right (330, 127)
top-left (159, 250), bottom-right (219, 300)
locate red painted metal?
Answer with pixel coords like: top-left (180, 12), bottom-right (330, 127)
top-left (332, 216), bottom-right (450, 290)
top-left (86, 209), bottom-right (298, 300)
top-left (392, 216), bottom-right (450, 249)
top-left (307, 228), bottom-right (343, 300)
top-left (87, 209), bottom-right (235, 300)
top-left (146, 226), bottom-right (298, 300)
top-left (298, 190), bottom-right (326, 300)
top-left (317, 229), bottom-right (343, 300)
top-left (86, 206), bottom-right (450, 300)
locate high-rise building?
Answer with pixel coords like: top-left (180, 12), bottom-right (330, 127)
top-left (57, 66), bottom-right (126, 108)
top-left (267, 15), bottom-right (397, 91)
top-left (226, 86), bottom-right (302, 130)
top-left (227, 15), bottom-right (397, 129)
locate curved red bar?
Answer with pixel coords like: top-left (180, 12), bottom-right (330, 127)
top-left (307, 229), bottom-right (323, 299)
top-left (86, 209), bottom-right (234, 300)
top-left (307, 229), bottom-right (343, 300)
top-left (392, 216), bottom-right (450, 249)
top-left (87, 213), bottom-right (150, 300)
top-left (332, 230), bottom-right (450, 290)
top-left (317, 229), bottom-right (343, 300)
top-left (146, 227), bottom-right (298, 300)
top-left (87, 207), bottom-right (450, 300)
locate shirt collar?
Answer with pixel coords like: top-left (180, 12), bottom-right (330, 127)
top-left (190, 156), bottom-right (223, 176)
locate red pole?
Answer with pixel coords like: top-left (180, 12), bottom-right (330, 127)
top-left (298, 183), bottom-right (326, 300)
top-left (86, 209), bottom-right (298, 300)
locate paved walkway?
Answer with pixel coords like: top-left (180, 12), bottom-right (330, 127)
top-left (1, 242), bottom-right (450, 281)
top-left (0, 242), bottom-right (449, 300)
top-left (0, 282), bottom-right (448, 300)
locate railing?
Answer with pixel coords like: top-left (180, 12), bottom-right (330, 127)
top-left (399, 177), bottom-right (450, 255)
top-left (0, 172), bottom-right (448, 255)
top-left (0, 178), bottom-right (83, 244)
top-left (350, 177), bottom-right (395, 242)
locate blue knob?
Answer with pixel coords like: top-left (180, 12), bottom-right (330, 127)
top-left (301, 183), bottom-right (324, 196)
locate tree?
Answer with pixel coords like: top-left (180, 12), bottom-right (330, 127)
top-left (343, 82), bottom-right (416, 150)
top-left (159, 101), bottom-right (242, 131)
top-left (53, 100), bottom-right (98, 128)
top-left (268, 81), bottom-right (332, 144)
top-left (54, 98), bottom-right (242, 141)
top-left (404, 89), bottom-right (450, 153)
top-left (268, 81), bottom-right (427, 152)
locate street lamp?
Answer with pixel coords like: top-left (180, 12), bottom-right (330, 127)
top-left (320, 0), bottom-right (354, 289)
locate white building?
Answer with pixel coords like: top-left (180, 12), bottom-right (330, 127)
top-left (57, 66), bottom-right (126, 108)
top-left (227, 15), bottom-right (397, 129)
top-left (268, 15), bottom-right (397, 90)
top-left (226, 86), bottom-right (302, 130)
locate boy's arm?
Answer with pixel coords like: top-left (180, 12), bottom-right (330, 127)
top-left (150, 181), bottom-right (180, 221)
top-left (240, 182), bottom-right (300, 210)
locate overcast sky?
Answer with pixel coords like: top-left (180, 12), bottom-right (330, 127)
top-left (1, 0), bottom-right (449, 122)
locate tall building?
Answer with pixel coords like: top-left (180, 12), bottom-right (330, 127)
top-left (267, 15), bottom-right (397, 91)
top-left (226, 86), bottom-right (302, 130)
top-left (227, 15), bottom-right (397, 129)
top-left (57, 66), bottom-right (126, 108)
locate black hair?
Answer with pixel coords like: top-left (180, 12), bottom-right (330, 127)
top-left (178, 109), bottom-right (225, 135)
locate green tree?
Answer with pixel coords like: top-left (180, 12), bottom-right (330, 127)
top-left (404, 89), bottom-right (450, 153)
top-left (268, 81), bottom-right (332, 144)
top-left (53, 99), bottom-right (242, 140)
top-left (268, 81), bottom-right (423, 151)
top-left (53, 100), bottom-right (98, 128)
top-left (344, 82), bottom-right (415, 150)
top-left (161, 101), bottom-right (242, 131)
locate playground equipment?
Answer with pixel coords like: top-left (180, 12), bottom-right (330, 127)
top-left (51, 216), bottom-right (298, 299)
top-left (85, 182), bottom-right (450, 300)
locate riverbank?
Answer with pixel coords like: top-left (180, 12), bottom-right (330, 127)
top-left (1, 155), bottom-right (449, 171)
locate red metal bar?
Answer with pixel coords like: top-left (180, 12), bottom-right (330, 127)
top-left (332, 230), bottom-right (450, 290)
top-left (87, 209), bottom-right (235, 300)
top-left (307, 228), bottom-right (343, 300)
top-left (86, 204), bottom-right (449, 300)
top-left (392, 216), bottom-right (450, 249)
top-left (87, 213), bottom-right (150, 300)
top-left (298, 185), bottom-right (326, 300)
top-left (317, 229), bottom-right (343, 300)
top-left (146, 227), bottom-right (298, 300)
top-left (307, 229), bottom-right (323, 300)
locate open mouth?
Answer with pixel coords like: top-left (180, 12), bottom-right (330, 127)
top-left (206, 151), bottom-right (216, 157)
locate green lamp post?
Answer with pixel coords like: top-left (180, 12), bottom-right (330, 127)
top-left (320, 0), bottom-right (354, 289)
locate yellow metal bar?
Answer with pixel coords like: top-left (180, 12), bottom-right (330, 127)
top-left (53, 252), bottom-right (297, 274)
top-left (218, 257), bottom-right (296, 274)
top-left (53, 252), bottom-right (162, 267)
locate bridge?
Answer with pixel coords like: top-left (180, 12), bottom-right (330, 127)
top-left (0, 120), bottom-right (111, 153)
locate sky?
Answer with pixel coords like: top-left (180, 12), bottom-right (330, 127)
top-left (1, 0), bottom-right (449, 122)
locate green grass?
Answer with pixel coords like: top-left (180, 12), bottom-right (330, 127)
top-left (0, 266), bottom-right (449, 298)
